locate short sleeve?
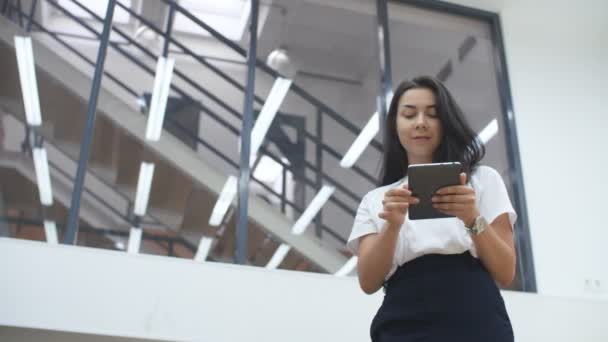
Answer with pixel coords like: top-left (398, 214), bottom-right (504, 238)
top-left (478, 167), bottom-right (518, 228)
top-left (346, 193), bottom-right (380, 255)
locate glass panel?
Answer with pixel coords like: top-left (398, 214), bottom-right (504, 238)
top-left (388, 1), bottom-right (527, 290)
top-left (254, 1), bottom-right (382, 252)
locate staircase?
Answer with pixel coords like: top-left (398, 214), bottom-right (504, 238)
top-left (0, 0), bottom-right (383, 274)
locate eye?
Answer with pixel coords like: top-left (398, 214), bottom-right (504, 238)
top-left (401, 109), bottom-right (417, 118)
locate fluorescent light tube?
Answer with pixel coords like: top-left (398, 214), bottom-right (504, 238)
top-left (265, 243), bottom-right (291, 269)
top-left (250, 77), bottom-right (292, 159)
top-left (43, 220), bottom-right (58, 244)
top-left (209, 176), bottom-right (238, 226)
top-left (14, 36), bottom-right (42, 126)
top-left (145, 57), bottom-right (175, 141)
top-left (32, 147), bottom-right (53, 206)
top-left (334, 256), bottom-right (358, 276)
top-left (127, 227), bottom-right (142, 254)
top-left (291, 185), bottom-right (335, 235)
top-left (340, 112), bottom-right (380, 168)
top-left (194, 236), bottom-right (214, 262)
top-left (477, 119), bottom-right (498, 145)
top-left (133, 162), bottom-right (155, 216)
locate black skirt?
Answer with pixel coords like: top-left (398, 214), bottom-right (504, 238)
top-left (370, 252), bottom-right (513, 342)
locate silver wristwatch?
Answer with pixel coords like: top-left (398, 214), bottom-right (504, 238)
top-left (465, 216), bottom-right (488, 235)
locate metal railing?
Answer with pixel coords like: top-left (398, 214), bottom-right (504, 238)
top-left (3, 0), bottom-right (383, 249)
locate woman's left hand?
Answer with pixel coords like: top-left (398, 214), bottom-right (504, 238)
top-left (432, 173), bottom-right (480, 227)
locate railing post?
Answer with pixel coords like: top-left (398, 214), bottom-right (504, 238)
top-left (168, 239), bottom-right (174, 256)
top-left (15, 0), bottom-right (24, 27)
top-left (1, 0), bottom-right (9, 15)
top-left (25, 0), bottom-right (36, 32)
top-left (64, 0), bottom-right (116, 244)
top-left (235, 0), bottom-right (259, 264)
top-left (281, 166), bottom-right (287, 214)
top-left (163, 1), bottom-right (175, 58)
top-left (20, 125), bottom-right (31, 154)
top-left (375, 0), bottom-right (393, 121)
top-left (314, 108), bottom-right (323, 238)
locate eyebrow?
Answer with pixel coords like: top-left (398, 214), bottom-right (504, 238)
top-left (402, 104), bottom-right (436, 109)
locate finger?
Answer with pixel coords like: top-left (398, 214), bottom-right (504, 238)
top-left (385, 202), bottom-right (409, 211)
top-left (385, 196), bottom-right (420, 204)
top-left (432, 203), bottom-right (467, 211)
top-left (378, 211), bottom-right (406, 220)
top-left (434, 208), bottom-right (462, 217)
top-left (460, 172), bottom-right (467, 185)
top-left (431, 194), bottom-right (475, 204)
top-left (384, 196), bottom-right (409, 203)
top-left (386, 188), bottom-right (412, 197)
top-left (435, 185), bottom-right (473, 195)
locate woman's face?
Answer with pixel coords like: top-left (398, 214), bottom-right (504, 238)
top-left (395, 87), bottom-right (443, 164)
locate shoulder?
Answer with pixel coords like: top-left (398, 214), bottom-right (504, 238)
top-left (471, 165), bottom-right (508, 194)
top-left (471, 165), bottom-right (502, 183)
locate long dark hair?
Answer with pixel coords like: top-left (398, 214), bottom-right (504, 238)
top-left (380, 76), bottom-right (484, 186)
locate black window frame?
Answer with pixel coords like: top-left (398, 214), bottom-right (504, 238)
top-left (381, 0), bottom-right (536, 292)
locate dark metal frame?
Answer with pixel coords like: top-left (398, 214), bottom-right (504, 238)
top-left (236, 0), bottom-right (259, 264)
top-left (387, 0), bottom-right (536, 292)
top-left (375, 0), bottom-right (393, 120)
top-left (63, 0), bottom-right (116, 244)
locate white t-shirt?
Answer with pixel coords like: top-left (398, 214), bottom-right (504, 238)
top-left (347, 165), bottom-right (517, 280)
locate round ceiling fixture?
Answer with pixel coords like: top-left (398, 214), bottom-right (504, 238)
top-left (266, 48), bottom-right (297, 79)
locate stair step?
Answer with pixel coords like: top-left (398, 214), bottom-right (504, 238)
top-left (54, 140), bottom-right (80, 160)
top-left (88, 163), bottom-right (118, 185)
top-left (115, 133), bottom-right (144, 188)
top-left (90, 116), bottom-right (120, 172)
top-left (147, 208), bottom-right (183, 230)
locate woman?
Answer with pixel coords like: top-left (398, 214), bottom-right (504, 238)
top-left (347, 76), bottom-right (516, 341)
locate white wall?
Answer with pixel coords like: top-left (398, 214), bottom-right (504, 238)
top-left (2, 238), bottom-right (608, 342)
top-left (441, 0), bottom-right (608, 299)
top-left (0, 238), bottom-right (379, 342)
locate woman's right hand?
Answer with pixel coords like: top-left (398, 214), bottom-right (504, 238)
top-left (378, 185), bottom-right (419, 229)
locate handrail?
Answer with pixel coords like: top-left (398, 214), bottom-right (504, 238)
top-left (14, 113), bottom-right (170, 229)
top-left (47, 158), bottom-right (131, 225)
top-left (113, 0), bottom-right (381, 184)
top-left (58, 0), bottom-right (355, 241)
top-left (5, 0), bottom-right (366, 245)
top-left (158, 0), bottom-right (384, 151)
top-left (164, 116), bottom-right (351, 244)
top-left (113, 0), bottom-right (268, 108)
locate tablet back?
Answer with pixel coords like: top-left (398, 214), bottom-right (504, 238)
top-left (408, 162), bottom-right (462, 220)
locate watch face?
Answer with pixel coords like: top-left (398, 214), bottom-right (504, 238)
top-left (474, 217), bottom-right (487, 234)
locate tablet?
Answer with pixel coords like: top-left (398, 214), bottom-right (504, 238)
top-left (407, 162), bottom-right (462, 220)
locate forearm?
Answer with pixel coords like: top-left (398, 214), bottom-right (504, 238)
top-left (357, 223), bottom-right (400, 294)
top-left (471, 224), bottom-right (516, 287)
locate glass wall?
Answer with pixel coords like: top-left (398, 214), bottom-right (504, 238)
top-left (387, 0), bottom-right (533, 290)
top-left (0, 0), bottom-right (534, 289)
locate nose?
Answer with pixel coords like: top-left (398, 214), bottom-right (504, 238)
top-left (414, 112), bottom-right (428, 129)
